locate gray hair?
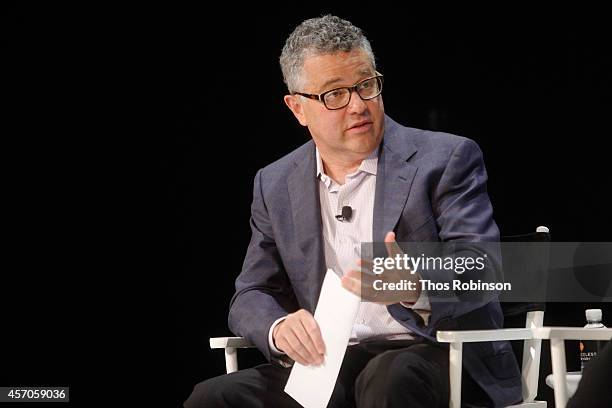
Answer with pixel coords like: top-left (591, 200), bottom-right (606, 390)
top-left (279, 15), bottom-right (376, 93)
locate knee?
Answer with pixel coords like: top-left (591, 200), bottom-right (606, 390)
top-left (356, 352), bottom-right (446, 407)
top-left (357, 352), bottom-right (427, 392)
top-left (386, 352), bottom-right (436, 388)
top-left (183, 376), bottom-right (227, 408)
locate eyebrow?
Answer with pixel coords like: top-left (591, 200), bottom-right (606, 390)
top-left (318, 68), bottom-right (375, 92)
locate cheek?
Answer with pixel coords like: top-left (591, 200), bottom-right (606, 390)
top-left (371, 97), bottom-right (384, 116)
top-left (307, 108), bottom-right (341, 132)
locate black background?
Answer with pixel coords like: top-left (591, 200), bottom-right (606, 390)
top-left (3, 4), bottom-right (611, 407)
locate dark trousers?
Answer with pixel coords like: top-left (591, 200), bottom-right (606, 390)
top-left (184, 339), bottom-right (491, 408)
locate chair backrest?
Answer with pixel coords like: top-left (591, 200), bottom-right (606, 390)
top-left (500, 226), bottom-right (551, 403)
top-left (500, 226), bottom-right (550, 319)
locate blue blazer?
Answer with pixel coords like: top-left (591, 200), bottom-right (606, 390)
top-left (229, 115), bottom-right (522, 406)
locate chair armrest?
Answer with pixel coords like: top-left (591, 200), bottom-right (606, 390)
top-left (437, 328), bottom-right (534, 343)
top-left (545, 372), bottom-right (582, 397)
top-left (534, 326), bottom-right (612, 407)
top-left (533, 327), bottom-right (612, 340)
top-left (209, 337), bottom-right (255, 374)
top-left (210, 336), bottom-right (255, 349)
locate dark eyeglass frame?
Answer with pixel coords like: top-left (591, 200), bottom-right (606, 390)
top-left (292, 72), bottom-right (384, 110)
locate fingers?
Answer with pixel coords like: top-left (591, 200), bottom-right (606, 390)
top-left (342, 269), bottom-right (381, 302)
top-left (282, 330), bottom-right (317, 365)
top-left (292, 320), bottom-right (324, 364)
top-left (300, 314), bottom-right (326, 356)
top-left (274, 310), bottom-right (325, 366)
top-left (341, 270), bottom-right (362, 296)
top-left (357, 258), bottom-right (374, 273)
top-left (343, 267), bottom-right (411, 304)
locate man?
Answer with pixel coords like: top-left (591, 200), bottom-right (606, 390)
top-left (185, 15), bottom-right (521, 407)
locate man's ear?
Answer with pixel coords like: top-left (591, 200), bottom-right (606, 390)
top-left (284, 95), bottom-right (308, 126)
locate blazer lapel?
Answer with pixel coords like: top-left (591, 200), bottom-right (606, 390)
top-left (373, 117), bottom-right (419, 244)
top-left (374, 117), bottom-right (423, 333)
top-left (287, 143), bottom-right (326, 312)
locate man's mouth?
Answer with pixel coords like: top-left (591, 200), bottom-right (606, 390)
top-left (347, 120), bottom-right (373, 132)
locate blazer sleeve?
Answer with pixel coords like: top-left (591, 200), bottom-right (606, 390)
top-left (428, 137), bottom-right (502, 320)
top-left (228, 169), bottom-right (298, 363)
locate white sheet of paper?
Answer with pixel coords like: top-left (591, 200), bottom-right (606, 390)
top-left (284, 269), bottom-right (361, 408)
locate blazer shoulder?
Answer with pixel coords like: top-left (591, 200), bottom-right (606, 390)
top-left (385, 116), bottom-right (478, 160)
top-left (411, 127), bottom-right (476, 155)
top-left (401, 127), bottom-right (481, 163)
top-left (256, 139), bottom-right (314, 185)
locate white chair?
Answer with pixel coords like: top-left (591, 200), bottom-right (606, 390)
top-left (437, 319), bottom-right (612, 408)
top-left (437, 310), bottom-right (547, 408)
top-left (209, 336), bottom-right (254, 374)
top-left (212, 323), bottom-right (612, 408)
top-left (437, 226), bottom-right (552, 407)
top-left (544, 372), bottom-right (581, 402)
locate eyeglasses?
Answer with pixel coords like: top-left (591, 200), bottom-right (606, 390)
top-left (293, 73), bottom-right (384, 110)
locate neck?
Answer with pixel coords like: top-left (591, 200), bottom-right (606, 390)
top-left (320, 153), bottom-right (366, 185)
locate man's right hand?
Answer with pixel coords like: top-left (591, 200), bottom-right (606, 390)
top-left (272, 309), bottom-right (326, 366)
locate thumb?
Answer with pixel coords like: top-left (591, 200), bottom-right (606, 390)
top-left (384, 231), bottom-right (402, 258)
top-left (384, 231), bottom-right (396, 243)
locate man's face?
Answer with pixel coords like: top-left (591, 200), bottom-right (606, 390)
top-left (284, 49), bottom-right (385, 161)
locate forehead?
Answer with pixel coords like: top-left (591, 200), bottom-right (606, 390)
top-left (301, 49), bottom-right (374, 91)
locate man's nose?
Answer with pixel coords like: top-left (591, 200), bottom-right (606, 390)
top-left (346, 90), bottom-right (368, 114)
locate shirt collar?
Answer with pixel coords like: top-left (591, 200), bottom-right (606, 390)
top-left (316, 146), bottom-right (378, 186)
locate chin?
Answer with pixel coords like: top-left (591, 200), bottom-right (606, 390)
top-left (349, 139), bottom-right (379, 155)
